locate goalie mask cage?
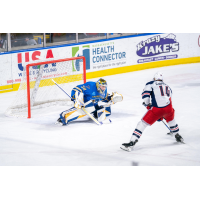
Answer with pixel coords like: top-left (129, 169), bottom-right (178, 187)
top-left (5, 56), bottom-right (86, 118)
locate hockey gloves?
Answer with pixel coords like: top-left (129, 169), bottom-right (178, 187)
top-left (143, 102), bottom-right (152, 110)
top-left (74, 91), bottom-right (84, 109)
top-left (157, 117), bottom-right (164, 122)
top-left (146, 105), bottom-right (151, 110)
top-left (110, 92), bottom-right (123, 104)
top-left (143, 102), bottom-right (163, 122)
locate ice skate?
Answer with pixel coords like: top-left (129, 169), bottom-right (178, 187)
top-left (120, 139), bottom-right (138, 152)
top-left (175, 133), bottom-right (184, 143)
top-left (55, 118), bottom-right (66, 126)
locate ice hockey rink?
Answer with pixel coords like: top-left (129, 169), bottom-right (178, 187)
top-left (0, 62), bottom-right (200, 166)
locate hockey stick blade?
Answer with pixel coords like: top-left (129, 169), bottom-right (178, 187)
top-left (101, 119), bottom-right (112, 124)
top-left (120, 146), bottom-right (132, 152)
top-left (81, 107), bottom-right (102, 125)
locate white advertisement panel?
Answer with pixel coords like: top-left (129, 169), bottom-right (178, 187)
top-left (87, 33), bottom-right (200, 71)
top-left (0, 33), bottom-right (200, 88)
top-left (0, 54), bottom-right (12, 86)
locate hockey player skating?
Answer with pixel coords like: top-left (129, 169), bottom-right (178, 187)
top-left (121, 72), bottom-right (184, 152)
top-left (56, 78), bottom-right (123, 126)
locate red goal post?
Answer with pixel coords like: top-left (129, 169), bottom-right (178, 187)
top-left (26, 56), bottom-right (86, 118)
top-left (6, 56), bottom-right (86, 118)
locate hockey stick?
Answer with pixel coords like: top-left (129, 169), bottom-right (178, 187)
top-left (142, 102), bottom-right (173, 134)
top-left (51, 79), bottom-right (102, 125)
top-left (161, 119), bottom-right (173, 134)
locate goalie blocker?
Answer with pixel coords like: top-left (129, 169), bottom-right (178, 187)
top-left (56, 78), bottom-right (123, 126)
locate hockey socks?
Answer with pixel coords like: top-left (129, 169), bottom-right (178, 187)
top-left (130, 128), bottom-right (143, 142)
top-left (130, 120), bottom-right (148, 141)
top-left (121, 122), bottom-right (145, 152)
top-left (170, 124), bottom-right (179, 134)
top-left (175, 133), bottom-right (184, 143)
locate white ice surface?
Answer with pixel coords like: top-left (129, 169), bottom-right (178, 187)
top-left (1, 63), bottom-right (200, 166)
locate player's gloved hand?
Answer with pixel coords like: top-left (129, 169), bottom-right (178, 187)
top-left (110, 92), bottom-right (123, 104)
top-left (157, 117), bottom-right (164, 122)
top-left (143, 102), bottom-right (152, 110)
top-left (146, 105), bottom-right (151, 110)
top-left (74, 91), bottom-right (84, 109)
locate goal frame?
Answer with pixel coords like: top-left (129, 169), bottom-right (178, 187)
top-left (26, 56), bottom-right (86, 118)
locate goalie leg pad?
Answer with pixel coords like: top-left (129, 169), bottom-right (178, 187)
top-left (93, 104), bottom-right (111, 120)
top-left (96, 106), bottom-right (112, 122)
top-left (74, 91), bottom-right (84, 109)
top-left (59, 109), bottom-right (76, 125)
top-left (58, 107), bottom-right (86, 125)
top-left (97, 108), bottom-right (106, 122)
top-left (60, 104), bottom-right (97, 124)
top-left (105, 106), bottom-right (111, 117)
top-left (60, 114), bottom-right (67, 125)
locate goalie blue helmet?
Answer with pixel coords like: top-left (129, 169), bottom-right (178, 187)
top-left (96, 78), bottom-right (107, 94)
top-left (154, 72), bottom-right (163, 81)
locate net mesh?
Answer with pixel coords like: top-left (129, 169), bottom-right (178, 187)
top-left (5, 58), bottom-right (85, 118)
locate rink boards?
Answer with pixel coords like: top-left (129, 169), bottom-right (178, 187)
top-left (0, 33), bottom-right (200, 93)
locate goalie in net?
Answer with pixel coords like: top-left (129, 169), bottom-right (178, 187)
top-left (5, 56), bottom-right (123, 123)
top-left (56, 78), bottom-right (123, 126)
top-left (5, 56), bottom-right (87, 118)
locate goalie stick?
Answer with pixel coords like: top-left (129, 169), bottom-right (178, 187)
top-left (51, 79), bottom-right (105, 126)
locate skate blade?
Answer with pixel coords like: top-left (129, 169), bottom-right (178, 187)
top-left (55, 122), bottom-right (64, 126)
top-left (180, 139), bottom-right (185, 144)
top-left (120, 145), bottom-right (132, 152)
top-left (102, 119), bottom-right (112, 124)
top-left (176, 139), bottom-right (185, 144)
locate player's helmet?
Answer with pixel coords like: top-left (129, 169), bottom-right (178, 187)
top-left (154, 72), bottom-right (163, 81)
top-left (96, 78), bottom-right (107, 94)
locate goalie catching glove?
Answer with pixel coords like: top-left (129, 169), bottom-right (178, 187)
top-left (97, 92), bottom-right (123, 108)
top-left (110, 92), bottom-right (123, 104)
top-left (74, 91), bottom-right (84, 109)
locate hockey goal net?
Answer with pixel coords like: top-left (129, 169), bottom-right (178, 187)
top-left (5, 56), bottom-right (86, 118)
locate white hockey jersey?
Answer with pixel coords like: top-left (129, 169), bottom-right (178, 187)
top-left (142, 80), bottom-right (172, 108)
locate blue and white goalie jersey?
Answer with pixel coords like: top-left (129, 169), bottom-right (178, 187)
top-left (142, 80), bottom-right (173, 108)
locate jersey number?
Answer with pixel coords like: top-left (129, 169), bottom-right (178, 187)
top-left (159, 86), bottom-right (170, 97)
